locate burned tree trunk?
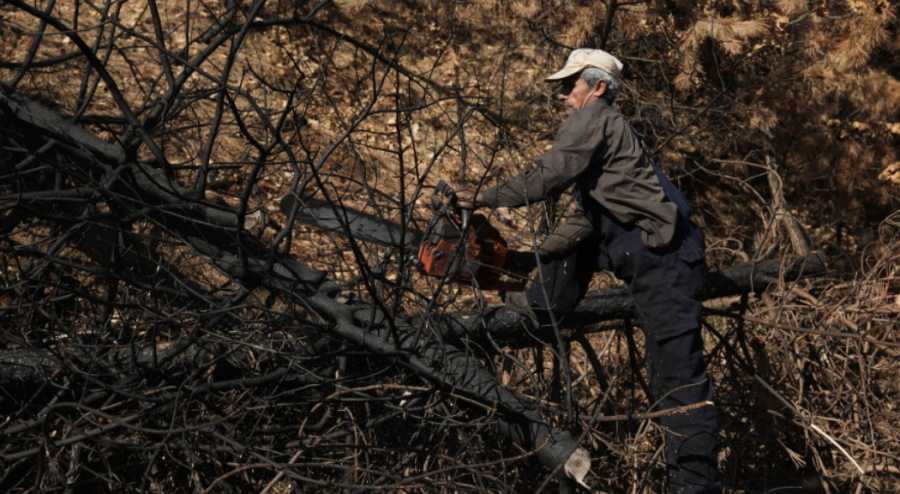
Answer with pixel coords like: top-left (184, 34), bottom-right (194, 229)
top-left (1, 86), bottom-right (588, 484)
top-left (446, 251), bottom-right (829, 339)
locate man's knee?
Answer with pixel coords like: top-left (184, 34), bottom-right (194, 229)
top-left (525, 252), bottom-right (592, 317)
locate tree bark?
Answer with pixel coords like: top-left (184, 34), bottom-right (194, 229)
top-left (446, 251), bottom-right (828, 339)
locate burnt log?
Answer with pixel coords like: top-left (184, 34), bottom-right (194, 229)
top-left (446, 251), bottom-right (828, 339)
top-left (0, 302), bottom-right (588, 479)
top-left (0, 86), bottom-right (824, 479)
top-left (1, 86), bottom-right (326, 292)
top-left (1, 88), bottom-right (588, 481)
top-left (307, 294), bottom-right (588, 478)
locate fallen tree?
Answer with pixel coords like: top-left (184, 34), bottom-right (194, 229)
top-left (2, 85), bottom-right (593, 489)
top-left (446, 251), bottom-right (829, 339)
top-left (1, 84), bottom-right (831, 492)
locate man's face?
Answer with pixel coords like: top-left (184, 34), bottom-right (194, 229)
top-left (557, 73), bottom-right (606, 114)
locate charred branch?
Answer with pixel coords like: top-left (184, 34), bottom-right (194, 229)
top-left (3, 2), bottom-right (895, 490)
top-left (445, 252), bottom-right (829, 340)
top-left (0, 86), bottom-right (587, 482)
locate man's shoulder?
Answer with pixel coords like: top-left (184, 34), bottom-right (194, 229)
top-left (561, 102), bottom-right (626, 138)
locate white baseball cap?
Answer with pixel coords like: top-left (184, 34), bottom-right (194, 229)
top-left (545, 48), bottom-right (624, 82)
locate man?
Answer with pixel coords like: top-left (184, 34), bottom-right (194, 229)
top-left (455, 49), bottom-right (722, 493)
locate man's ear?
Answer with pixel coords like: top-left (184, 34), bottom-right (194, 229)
top-left (592, 80), bottom-right (607, 98)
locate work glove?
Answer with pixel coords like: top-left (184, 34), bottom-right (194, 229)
top-left (505, 249), bottom-right (539, 275)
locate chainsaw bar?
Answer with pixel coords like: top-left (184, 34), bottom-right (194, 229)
top-left (281, 189), bottom-right (528, 292)
top-left (280, 193), bottom-right (423, 253)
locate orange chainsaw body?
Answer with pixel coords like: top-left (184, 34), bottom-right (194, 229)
top-left (417, 212), bottom-right (526, 291)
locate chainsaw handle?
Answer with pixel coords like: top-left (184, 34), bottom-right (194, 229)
top-left (431, 180), bottom-right (456, 209)
top-left (459, 208), bottom-right (471, 227)
top-left (431, 180), bottom-right (472, 232)
top-left (432, 180), bottom-right (473, 212)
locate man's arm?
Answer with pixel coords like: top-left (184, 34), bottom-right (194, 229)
top-left (452, 193), bottom-right (596, 265)
top-left (536, 211), bottom-right (595, 261)
top-left (476, 107), bottom-right (607, 209)
top-left (454, 106), bottom-right (606, 261)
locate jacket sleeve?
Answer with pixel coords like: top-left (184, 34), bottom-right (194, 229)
top-left (536, 209), bottom-right (595, 261)
top-left (480, 109), bottom-right (604, 208)
top-left (479, 110), bottom-right (605, 260)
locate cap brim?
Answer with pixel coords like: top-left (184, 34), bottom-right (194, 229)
top-left (544, 65), bottom-right (586, 82)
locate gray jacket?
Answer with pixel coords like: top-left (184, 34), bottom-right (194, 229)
top-left (480, 100), bottom-right (679, 259)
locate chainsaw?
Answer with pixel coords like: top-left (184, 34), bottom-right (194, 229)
top-left (416, 181), bottom-right (528, 291)
top-left (281, 181), bottom-right (528, 291)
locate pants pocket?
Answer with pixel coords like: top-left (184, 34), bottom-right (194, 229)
top-left (606, 230), bottom-right (644, 283)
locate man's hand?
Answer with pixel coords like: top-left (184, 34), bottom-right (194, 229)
top-left (505, 249), bottom-right (539, 275)
top-left (453, 188), bottom-right (484, 210)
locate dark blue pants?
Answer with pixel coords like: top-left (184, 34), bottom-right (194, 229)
top-left (525, 228), bottom-right (721, 494)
